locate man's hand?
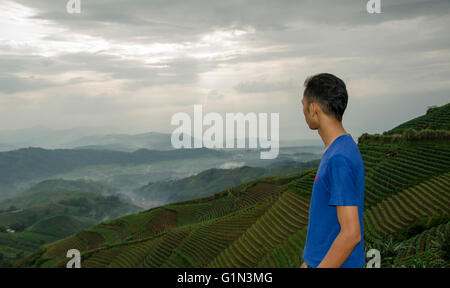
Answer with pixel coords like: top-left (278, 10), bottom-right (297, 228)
top-left (300, 262), bottom-right (308, 268)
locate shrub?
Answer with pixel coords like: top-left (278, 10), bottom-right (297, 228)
top-left (367, 236), bottom-right (409, 268)
top-left (59, 197), bottom-right (90, 207)
top-left (358, 129), bottom-right (450, 144)
top-left (426, 105), bottom-right (438, 115)
top-left (431, 229), bottom-right (450, 262)
top-left (403, 128), bottom-right (417, 140)
top-left (6, 206), bottom-right (17, 212)
top-left (10, 223), bottom-right (25, 232)
top-left (394, 215), bottom-right (450, 241)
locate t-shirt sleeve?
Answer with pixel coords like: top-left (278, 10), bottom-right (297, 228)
top-left (327, 155), bottom-right (358, 206)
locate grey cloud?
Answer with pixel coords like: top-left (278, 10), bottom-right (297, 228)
top-left (207, 90), bottom-right (224, 100)
top-left (0, 52), bottom-right (219, 93)
top-left (13, 0), bottom-right (449, 45)
top-left (234, 79), bottom-right (300, 94)
top-left (0, 74), bottom-right (55, 94)
top-left (1, 0), bottom-right (449, 138)
top-left (58, 53), bottom-right (218, 86)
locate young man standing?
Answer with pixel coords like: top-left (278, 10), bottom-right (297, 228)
top-left (299, 73), bottom-right (365, 268)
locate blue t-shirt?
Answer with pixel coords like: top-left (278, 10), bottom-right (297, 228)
top-left (302, 134), bottom-right (365, 268)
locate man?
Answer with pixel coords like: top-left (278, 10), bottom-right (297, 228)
top-left (299, 73), bottom-right (365, 268)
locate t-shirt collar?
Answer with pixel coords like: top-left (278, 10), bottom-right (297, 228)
top-left (323, 133), bottom-right (351, 154)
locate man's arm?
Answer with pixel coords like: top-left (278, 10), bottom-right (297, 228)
top-left (316, 206), bottom-right (361, 268)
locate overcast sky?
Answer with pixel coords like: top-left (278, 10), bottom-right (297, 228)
top-left (0, 0), bottom-right (449, 142)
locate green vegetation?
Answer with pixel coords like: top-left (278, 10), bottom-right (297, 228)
top-left (0, 147), bottom-right (225, 197)
top-left (358, 129), bottom-right (450, 145)
top-left (15, 102), bottom-right (450, 268)
top-left (0, 179), bottom-right (141, 267)
top-left (134, 159), bottom-right (321, 206)
top-left (384, 103), bottom-right (450, 135)
top-left (51, 156), bottom-right (238, 193)
top-left (135, 166), bottom-right (267, 204)
top-left (0, 179), bottom-right (113, 211)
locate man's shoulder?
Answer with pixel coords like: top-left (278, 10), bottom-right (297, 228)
top-left (327, 147), bottom-right (362, 172)
top-left (330, 137), bottom-right (361, 160)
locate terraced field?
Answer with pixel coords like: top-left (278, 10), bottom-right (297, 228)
top-left (360, 144), bottom-right (450, 208)
top-left (207, 190), bottom-right (309, 268)
top-left (364, 172), bottom-right (449, 242)
top-left (17, 102), bottom-right (450, 268)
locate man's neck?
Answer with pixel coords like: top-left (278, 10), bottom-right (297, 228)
top-left (318, 120), bottom-right (348, 152)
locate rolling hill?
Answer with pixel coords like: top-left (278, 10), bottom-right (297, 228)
top-left (67, 132), bottom-right (174, 152)
top-left (17, 102), bottom-right (450, 268)
top-left (134, 160), bottom-right (321, 206)
top-left (135, 166), bottom-right (267, 205)
top-left (0, 147), bottom-right (225, 198)
top-left (384, 103), bottom-right (450, 135)
top-left (0, 145), bottom-right (322, 200)
top-left (0, 179), bottom-right (141, 267)
top-left (0, 179), bottom-right (115, 211)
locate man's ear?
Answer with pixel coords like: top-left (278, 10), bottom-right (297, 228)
top-left (310, 101), bottom-right (318, 116)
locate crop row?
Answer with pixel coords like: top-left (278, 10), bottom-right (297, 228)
top-left (161, 200), bottom-right (276, 267)
top-left (363, 145), bottom-right (449, 208)
top-left (207, 190), bottom-right (310, 268)
top-left (399, 221), bottom-right (449, 259)
top-left (364, 172), bottom-right (449, 242)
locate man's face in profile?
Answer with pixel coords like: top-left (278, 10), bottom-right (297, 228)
top-left (301, 93), bottom-right (317, 130)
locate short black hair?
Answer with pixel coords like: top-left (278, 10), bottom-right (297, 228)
top-left (303, 73), bottom-right (348, 122)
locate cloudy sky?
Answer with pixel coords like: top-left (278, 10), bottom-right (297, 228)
top-left (0, 0), bottom-right (449, 142)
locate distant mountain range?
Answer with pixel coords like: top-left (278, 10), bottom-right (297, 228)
top-left (0, 147), bottom-right (226, 198)
top-left (0, 126), bottom-right (106, 151)
top-left (0, 126), bottom-right (324, 152)
top-left (67, 132), bottom-right (174, 151)
top-left (0, 126), bottom-right (179, 152)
